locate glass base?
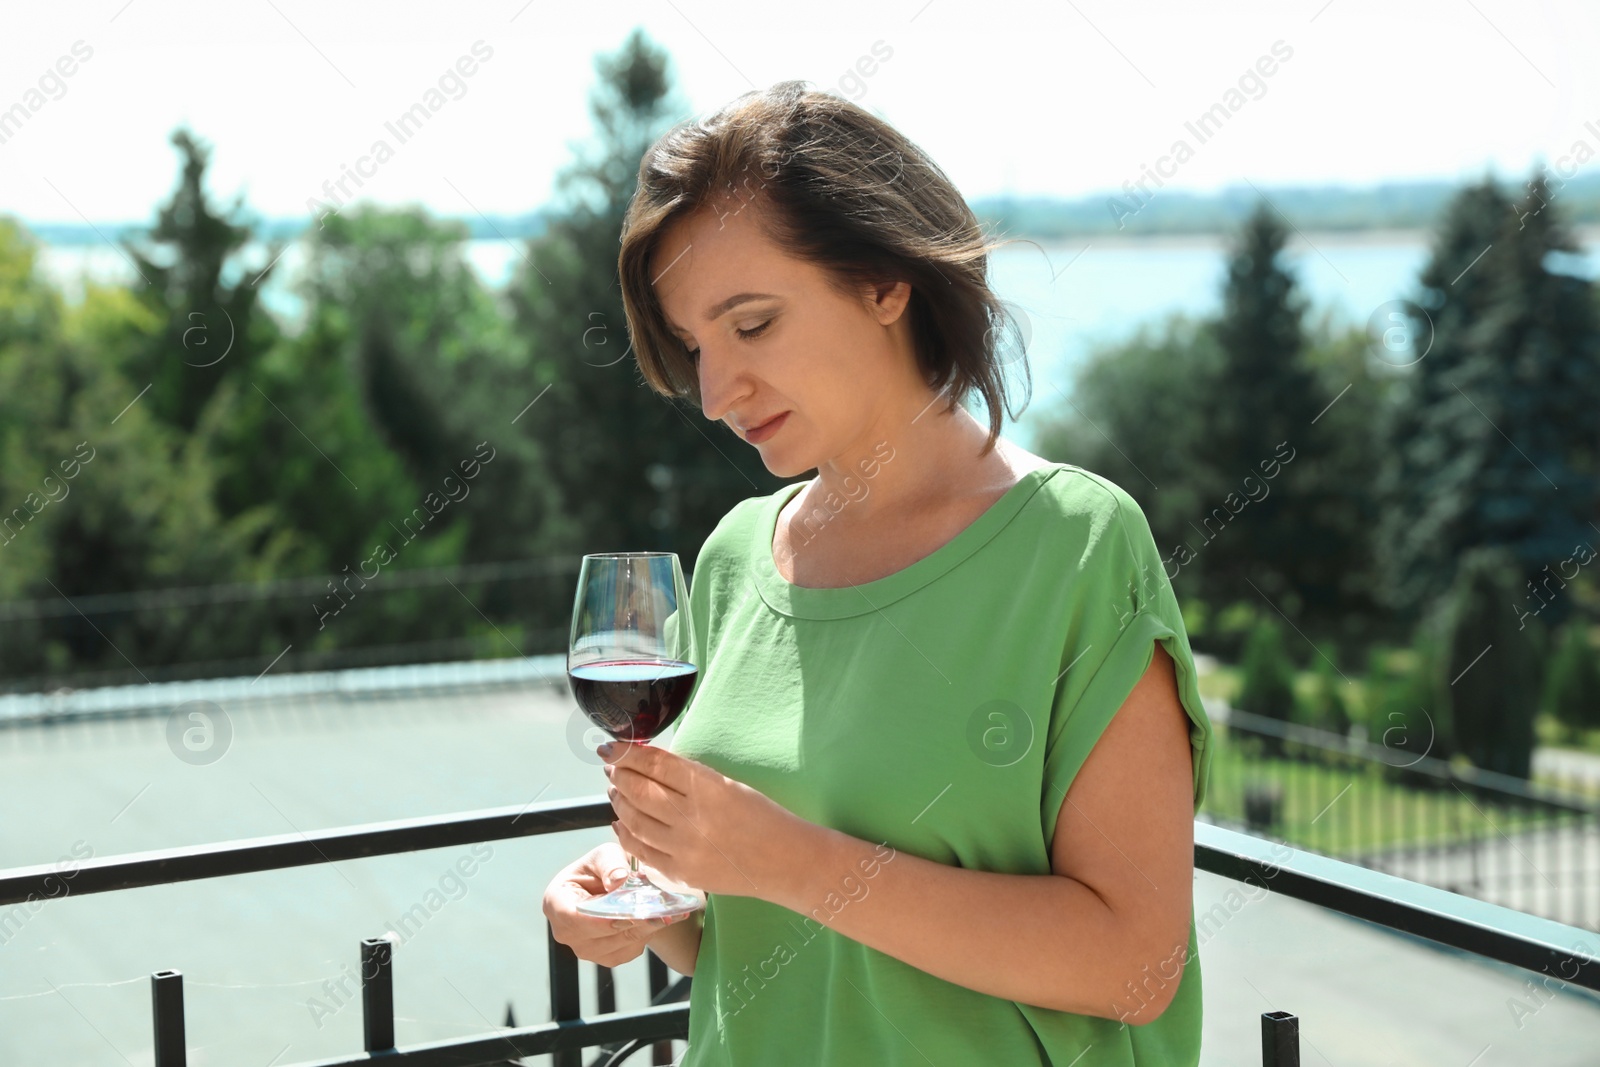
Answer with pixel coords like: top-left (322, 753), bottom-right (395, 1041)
top-left (577, 880), bottom-right (704, 920)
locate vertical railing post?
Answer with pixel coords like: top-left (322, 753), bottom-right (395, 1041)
top-left (151, 969), bottom-right (186, 1067)
top-left (598, 963), bottom-right (616, 1014)
top-left (547, 922), bottom-right (581, 1067)
top-left (361, 937), bottom-right (395, 1051)
top-left (648, 953), bottom-right (672, 1065)
top-left (1261, 1009), bottom-right (1299, 1066)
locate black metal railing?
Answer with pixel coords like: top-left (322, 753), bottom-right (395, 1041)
top-left (1206, 708), bottom-right (1600, 931)
top-left (2, 797), bottom-right (1598, 1066)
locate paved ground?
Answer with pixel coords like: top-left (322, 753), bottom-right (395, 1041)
top-left (1, 679), bottom-right (1598, 1066)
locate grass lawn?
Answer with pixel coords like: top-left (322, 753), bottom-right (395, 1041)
top-left (1198, 655), bottom-right (1600, 813)
top-left (1200, 730), bottom-right (1561, 859)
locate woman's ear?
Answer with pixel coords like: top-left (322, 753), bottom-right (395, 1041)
top-left (866, 278), bottom-right (912, 325)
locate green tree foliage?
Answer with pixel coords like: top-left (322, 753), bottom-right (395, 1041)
top-left (1359, 626), bottom-right (1451, 784)
top-left (509, 30), bottom-right (780, 558)
top-left (1233, 616), bottom-right (1297, 755)
top-left (1457, 173), bottom-right (1600, 626)
top-left (1374, 178), bottom-right (1508, 618)
top-left (0, 244), bottom-right (287, 682)
top-left (1438, 546), bottom-right (1542, 778)
top-left (293, 204), bottom-right (571, 567)
top-left (1204, 201), bottom-right (1337, 619)
top-left (1544, 620), bottom-right (1600, 741)
top-left (1295, 652), bottom-right (1351, 736)
top-left (1376, 171), bottom-right (1600, 626)
top-left (120, 128), bottom-right (284, 433)
top-left (1033, 220), bottom-right (1387, 637)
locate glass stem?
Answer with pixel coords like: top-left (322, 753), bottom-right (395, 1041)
top-left (617, 741), bottom-right (653, 891)
top-left (621, 850), bottom-right (650, 890)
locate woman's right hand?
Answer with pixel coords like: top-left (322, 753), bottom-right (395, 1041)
top-left (542, 842), bottom-right (692, 968)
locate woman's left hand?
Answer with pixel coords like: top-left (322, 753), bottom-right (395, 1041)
top-left (600, 740), bottom-right (806, 901)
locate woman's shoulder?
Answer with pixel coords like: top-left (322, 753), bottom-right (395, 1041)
top-left (690, 481), bottom-right (795, 572)
top-left (1030, 460), bottom-right (1148, 529)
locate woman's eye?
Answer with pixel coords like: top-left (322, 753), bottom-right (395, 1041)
top-left (685, 320), bottom-right (771, 360)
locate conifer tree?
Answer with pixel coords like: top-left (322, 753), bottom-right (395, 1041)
top-left (1545, 619), bottom-right (1600, 741)
top-left (510, 31), bottom-right (782, 556)
top-left (1439, 546), bottom-right (1541, 778)
top-left (1234, 616), bottom-right (1298, 756)
top-left (1376, 171), bottom-right (1600, 625)
top-left (1204, 200), bottom-right (1328, 617)
top-left (121, 127), bottom-right (283, 432)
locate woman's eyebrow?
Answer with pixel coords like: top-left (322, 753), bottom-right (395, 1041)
top-left (666, 292), bottom-right (781, 332)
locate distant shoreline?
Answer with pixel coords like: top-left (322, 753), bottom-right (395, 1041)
top-left (1014, 223), bottom-right (1600, 251)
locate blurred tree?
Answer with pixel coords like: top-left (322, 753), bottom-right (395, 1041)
top-left (1439, 546), bottom-right (1542, 778)
top-left (1544, 619), bottom-right (1600, 742)
top-left (509, 29), bottom-right (780, 558)
top-left (120, 127), bottom-right (284, 433)
top-left (1034, 270), bottom-right (1386, 640)
top-left (1204, 200), bottom-right (1332, 619)
top-left (1376, 172), bottom-right (1600, 627)
top-left (1233, 616), bottom-right (1297, 756)
top-left (294, 204), bottom-right (571, 568)
top-left (1295, 652), bottom-right (1352, 736)
top-left (1454, 173), bottom-right (1600, 628)
top-left (0, 260), bottom-right (289, 685)
top-left (1374, 177), bottom-right (1509, 619)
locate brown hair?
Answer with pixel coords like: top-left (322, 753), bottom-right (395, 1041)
top-left (617, 79), bottom-right (1030, 453)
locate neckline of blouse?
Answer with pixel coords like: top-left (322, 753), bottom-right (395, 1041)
top-left (750, 462), bottom-right (1069, 620)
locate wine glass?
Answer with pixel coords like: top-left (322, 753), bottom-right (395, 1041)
top-left (567, 552), bottom-right (704, 920)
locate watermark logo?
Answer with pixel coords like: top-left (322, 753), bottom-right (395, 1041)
top-left (965, 698), bottom-right (1033, 767)
top-left (180, 308), bottom-right (236, 368)
top-left (1364, 299), bottom-right (1434, 369)
top-left (567, 703), bottom-right (615, 767)
top-left (165, 700), bottom-right (232, 765)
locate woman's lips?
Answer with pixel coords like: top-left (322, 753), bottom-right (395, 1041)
top-left (745, 411), bottom-right (789, 443)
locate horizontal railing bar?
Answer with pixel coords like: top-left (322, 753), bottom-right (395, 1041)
top-left (278, 1002), bottom-right (691, 1067)
top-left (1195, 822), bottom-right (1600, 992)
top-left (0, 796), bottom-right (613, 906)
top-left (7, 797), bottom-right (1594, 997)
top-left (1222, 709), bottom-right (1599, 815)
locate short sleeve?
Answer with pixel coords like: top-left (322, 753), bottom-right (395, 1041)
top-left (1038, 482), bottom-right (1213, 848)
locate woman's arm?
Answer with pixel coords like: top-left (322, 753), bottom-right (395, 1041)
top-left (634, 862), bottom-right (706, 976)
top-left (761, 643), bottom-right (1196, 1022)
top-left (604, 642), bottom-right (1195, 1021)
top-left (643, 906), bottom-right (704, 976)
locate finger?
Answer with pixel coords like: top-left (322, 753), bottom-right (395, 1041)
top-left (608, 786), bottom-right (673, 838)
top-left (612, 818), bottom-right (668, 869)
top-left (563, 872), bottom-right (605, 896)
top-left (600, 863), bottom-right (632, 891)
top-left (609, 758), bottom-right (690, 800)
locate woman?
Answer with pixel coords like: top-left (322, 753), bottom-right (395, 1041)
top-left (543, 80), bottom-right (1214, 1065)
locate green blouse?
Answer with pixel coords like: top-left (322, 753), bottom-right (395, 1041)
top-left (666, 462), bottom-right (1214, 1065)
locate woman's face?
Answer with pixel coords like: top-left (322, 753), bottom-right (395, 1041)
top-left (649, 199), bottom-right (917, 478)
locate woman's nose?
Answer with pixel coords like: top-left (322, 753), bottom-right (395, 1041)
top-left (695, 344), bottom-right (741, 424)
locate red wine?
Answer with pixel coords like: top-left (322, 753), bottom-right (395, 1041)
top-left (568, 659), bottom-right (698, 742)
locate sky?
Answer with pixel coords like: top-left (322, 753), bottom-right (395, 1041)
top-left (1, 0), bottom-right (1597, 228)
